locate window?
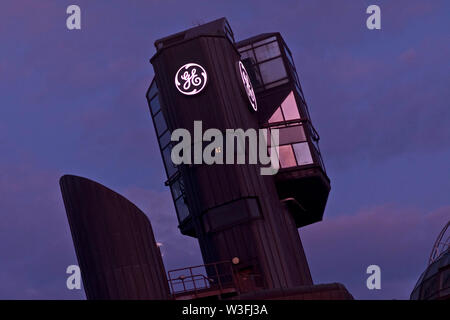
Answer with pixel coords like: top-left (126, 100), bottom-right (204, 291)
top-left (281, 92), bottom-right (300, 120)
top-left (259, 57), bottom-right (287, 85)
top-left (162, 145), bottom-right (177, 178)
top-left (266, 91), bottom-right (319, 169)
top-left (279, 125), bottom-right (306, 145)
top-left (149, 96), bottom-right (161, 115)
top-left (253, 36), bottom-right (277, 47)
top-left (278, 145), bottom-right (297, 168)
top-left (159, 130), bottom-right (171, 149)
top-left (240, 49), bottom-right (255, 62)
top-left (293, 142), bottom-right (313, 165)
top-left (255, 41), bottom-right (280, 62)
top-left (154, 110), bottom-right (167, 136)
top-left (147, 78), bottom-right (192, 224)
top-left (147, 80), bottom-right (158, 102)
top-left (268, 107), bottom-right (283, 123)
top-left (175, 196), bottom-right (190, 222)
top-left (238, 36), bottom-right (288, 91)
top-left (171, 179), bottom-right (183, 199)
top-left (203, 198), bottom-right (262, 233)
top-left (269, 91), bottom-right (301, 124)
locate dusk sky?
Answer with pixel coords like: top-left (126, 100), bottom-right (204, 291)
top-left (0, 0), bottom-right (448, 299)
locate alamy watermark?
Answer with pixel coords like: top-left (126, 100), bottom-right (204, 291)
top-left (66, 265), bottom-right (81, 290)
top-left (366, 265), bottom-right (381, 290)
top-left (170, 121), bottom-right (280, 176)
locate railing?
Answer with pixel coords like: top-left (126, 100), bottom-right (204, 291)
top-left (263, 118), bottom-right (320, 143)
top-left (167, 261), bottom-right (238, 299)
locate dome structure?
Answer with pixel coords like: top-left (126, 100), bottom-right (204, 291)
top-left (410, 221), bottom-right (449, 300)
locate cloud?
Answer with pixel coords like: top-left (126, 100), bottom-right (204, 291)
top-left (0, 163), bottom-right (83, 299)
top-left (301, 204), bottom-right (449, 299)
top-left (0, 0), bottom-right (449, 300)
top-left (119, 186), bottom-right (203, 271)
top-left (0, 161), bottom-right (201, 299)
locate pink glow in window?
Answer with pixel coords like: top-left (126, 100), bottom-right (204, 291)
top-left (278, 145), bottom-right (297, 168)
top-left (281, 91), bottom-right (300, 120)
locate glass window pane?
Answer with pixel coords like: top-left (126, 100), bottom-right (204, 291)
top-left (175, 197), bottom-right (190, 222)
top-left (159, 129), bottom-right (171, 148)
top-left (171, 178), bottom-right (183, 199)
top-left (154, 110), bottom-right (167, 136)
top-left (281, 91), bottom-right (301, 120)
top-left (279, 145), bottom-right (296, 168)
top-left (238, 44), bottom-right (252, 51)
top-left (253, 36), bottom-right (277, 47)
top-left (147, 80), bottom-right (158, 101)
top-left (293, 142), bottom-right (314, 165)
top-left (150, 95), bottom-right (161, 115)
top-left (279, 125), bottom-right (306, 145)
top-left (246, 198), bottom-right (262, 218)
top-left (244, 61), bottom-right (263, 88)
top-left (162, 145), bottom-right (177, 177)
top-left (254, 42), bottom-right (280, 62)
top-left (259, 58), bottom-right (287, 84)
top-left (268, 107), bottom-right (283, 123)
top-left (240, 50), bottom-right (255, 62)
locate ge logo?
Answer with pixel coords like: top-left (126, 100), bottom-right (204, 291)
top-left (175, 63), bottom-right (208, 95)
top-left (238, 61), bottom-right (257, 112)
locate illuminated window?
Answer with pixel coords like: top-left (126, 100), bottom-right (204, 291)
top-left (266, 91), bottom-right (317, 169)
top-left (281, 92), bottom-right (300, 120)
top-left (269, 91), bottom-right (301, 124)
top-left (268, 107), bottom-right (283, 123)
top-left (277, 145), bottom-right (295, 168)
top-left (293, 142), bottom-right (313, 165)
top-left (279, 125), bottom-right (306, 145)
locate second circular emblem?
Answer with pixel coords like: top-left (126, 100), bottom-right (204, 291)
top-left (237, 61), bottom-right (257, 112)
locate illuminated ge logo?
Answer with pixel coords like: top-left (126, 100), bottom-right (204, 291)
top-left (175, 63), bottom-right (208, 95)
top-left (238, 61), bottom-right (257, 112)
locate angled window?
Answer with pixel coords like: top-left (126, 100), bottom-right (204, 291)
top-left (265, 91), bottom-right (323, 170)
top-left (146, 78), bottom-right (192, 224)
top-left (238, 36), bottom-right (289, 91)
top-left (281, 92), bottom-right (300, 120)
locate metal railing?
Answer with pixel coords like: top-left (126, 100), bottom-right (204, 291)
top-left (167, 261), bottom-right (238, 299)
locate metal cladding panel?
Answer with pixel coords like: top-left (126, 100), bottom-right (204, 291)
top-left (152, 36), bottom-right (261, 211)
top-left (59, 175), bottom-right (170, 300)
top-left (151, 34), bottom-right (313, 289)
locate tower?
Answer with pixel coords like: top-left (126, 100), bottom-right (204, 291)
top-left (147, 18), bottom-right (330, 292)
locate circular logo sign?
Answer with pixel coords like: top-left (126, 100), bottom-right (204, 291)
top-left (175, 63), bottom-right (208, 96)
top-left (238, 61), bottom-right (257, 112)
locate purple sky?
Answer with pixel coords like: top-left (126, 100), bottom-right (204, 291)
top-left (0, 0), bottom-right (448, 299)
